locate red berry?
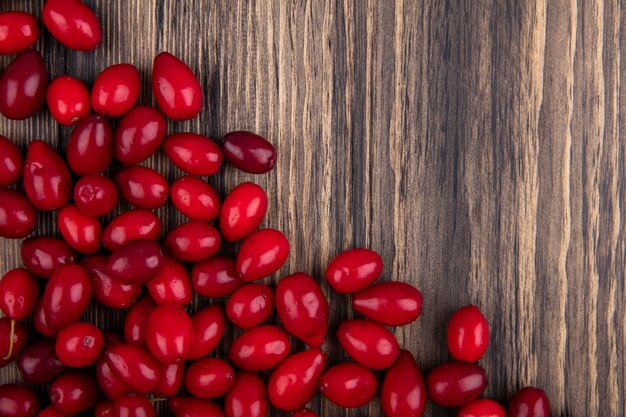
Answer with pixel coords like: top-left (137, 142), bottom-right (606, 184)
top-left (0, 12), bottom-right (40, 54)
top-left (101, 209), bottom-right (162, 251)
top-left (104, 344), bottom-right (161, 394)
top-left (507, 387), bottom-right (551, 417)
top-left (91, 64), bottom-right (140, 117)
top-left (147, 256), bottom-right (193, 306)
top-left (192, 257), bottom-right (243, 298)
top-left (0, 384), bottom-right (40, 417)
top-left (17, 340), bottom-right (68, 385)
top-left (46, 76), bottom-right (91, 126)
top-left (42, 0), bottom-right (101, 51)
top-left (153, 362), bottom-right (185, 397)
top-left (95, 356), bottom-right (131, 401)
top-left (319, 363), bottom-right (377, 408)
top-left (267, 348), bottom-right (326, 411)
top-left (123, 296), bottom-right (155, 345)
top-left (37, 405), bottom-right (77, 417)
top-left (115, 165), bottom-right (169, 209)
top-left (336, 319), bottom-right (400, 369)
top-left (152, 52), bottom-right (202, 121)
top-left (57, 204), bottom-right (102, 254)
top-left (226, 284), bottom-right (275, 329)
top-left (21, 236), bottom-right (77, 279)
top-left (0, 50), bottom-right (47, 120)
top-left (66, 116), bottom-right (114, 176)
top-left (184, 358), bottom-right (234, 399)
top-left (222, 131), bottom-right (276, 174)
top-left (23, 140), bottom-right (72, 210)
top-left (170, 176), bottom-right (221, 222)
top-left (458, 398), bottom-right (506, 417)
top-left (219, 182), bottom-right (268, 242)
top-left (0, 188), bottom-right (37, 239)
top-left (0, 268), bottom-right (39, 320)
top-left (108, 240), bottom-right (164, 285)
top-left (426, 361), bottom-right (488, 407)
top-left (112, 395), bottom-right (155, 417)
top-left (325, 248), bottom-right (383, 294)
top-left (163, 133), bottom-right (222, 176)
top-left (224, 372), bottom-right (269, 417)
top-left (145, 304), bottom-right (193, 363)
top-left (236, 229), bottom-right (289, 281)
top-left (0, 135), bottom-right (23, 186)
top-left (55, 322), bottom-right (104, 367)
top-left (275, 273), bottom-right (329, 347)
top-left (164, 221), bottom-right (221, 262)
top-left (49, 371), bottom-right (101, 413)
top-left (189, 305), bottom-right (226, 360)
top-left (0, 318), bottom-right (28, 368)
top-left (33, 299), bottom-right (59, 338)
top-left (73, 175), bottom-right (119, 217)
top-left (114, 106), bottom-right (166, 165)
top-left (43, 264), bottom-right (92, 329)
top-left (447, 305), bottom-right (489, 362)
top-left (227, 325), bottom-right (291, 371)
top-left (381, 350), bottom-right (427, 417)
top-left (352, 281), bottom-right (423, 326)
top-left (168, 397), bottom-right (225, 417)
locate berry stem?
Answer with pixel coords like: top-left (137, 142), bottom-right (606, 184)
top-left (3, 318), bottom-right (15, 360)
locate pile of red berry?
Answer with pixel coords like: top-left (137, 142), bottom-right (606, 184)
top-left (0, 1), bottom-right (552, 417)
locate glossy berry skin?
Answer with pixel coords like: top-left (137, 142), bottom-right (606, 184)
top-left (0, 384), bottom-right (40, 417)
top-left (42, 0), bottom-right (101, 51)
top-left (112, 395), bottom-right (155, 417)
top-left (104, 344), bottom-right (161, 394)
top-left (0, 187), bottom-right (37, 239)
top-left (458, 399), bottom-right (506, 417)
top-left (184, 358), bottom-right (234, 399)
top-left (220, 182), bottom-right (268, 242)
top-left (164, 221), bottom-right (221, 262)
top-left (325, 248), bottom-right (383, 294)
top-left (83, 254), bottom-right (141, 309)
top-left (228, 325), bottom-right (290, 371)
top-left (0, 50), bottom-right (47, 120)
top-left (447, 305), bottom-right (490, 363)
top-left (73, 175), bottom-right (119, 217)
top-left (163, 133), bottom-right (222, 176)
top-left (336, 319), bottom-right (400, 369)
top-left (108, 240), bottom-right (164, 285)
top-left (352, 281), bottom-right (423, 326)
top-left (94, 401), bottom-right (113, 417)
top-left (507, 387), bottom-right (551, 417)
top-left (224, 372), bottom-right (269, 417)
top-left (23, 140), bottom-right (72, 210)
top-left (153, 362), bottom-right (184, 397)
top-left (123, 296), bottom-right (155, 345)
top-left (426, 361), bottom-right (488, 407)
top-left (49, 371), bottom-right (101, 413)
top-left (319, 363), bottom-right (377, 408)
top-left (0, 136), bottom-right (23, 186)
top-left (95, 356), bottom-right (131, 401)
top-left (189, 305), bottom-right (226, 360)
top-left (222, 131), bottom-right (276, 174)
top-left (268, 348), bottom-right (326, 411)
top-left (57, 205), bottom-right (102, 254)
top-left (46, 77), bottom-right (90, 126)
top-left (147, 256), bottom-right (192, 305)
top-left (0, 268), bottom-right (39, 320)
top-left (276, 273), bottom-right (329, 347)
top-left (17, 340), bottom-right (67, 384)
top-left (192, 257), bottom-right (243, 298)
top-left (102, 209), bottom-right (162, 251)
top-left (55, 322), bottom-right (104, 367)
top-left (66, 116), bottom-right (114, 176)
top-left (37, 405), bottom-right (78, 417)
top-left (43, 264), bottom-right (92, 329)
top-left (381, 350), bottom-right (427, 417)
top-left (33, 299), bottom-right (59, 338)
top-left (0, 12), bottom-right (40, 54)
top-left (226, 284), bottom-right (274, 329)
top-left (170, 176), bottom-right (220, 222)
top-left (0, 318), bottom-right (28, 368)
top-left (236, 229), bottom-right (289, 281)
top-left (115, 166), bottom-right (169, 209)
top-left (21, 237), bottom-right (77, 279)
top-left (169, 397), bottom-right (225, 417)
top-left (91, 64), bottom-right (140, 117)
top-left (145, 304), bottom-right (193, 363)
top-left (152, 52), bottom-right (202, 121)
top-left (114, 106), bottom-right (166, 165)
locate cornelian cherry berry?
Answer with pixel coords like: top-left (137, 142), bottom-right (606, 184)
top-left (43, 0), bottom-right (102, 51)
top-left (0, 384), bottom-right (40, 417)
top-left (57, 204), bottom-right (102, 254)
top-left (236, 228), bottom-right (290, 281)
top-left (189, 305), bottom-right (226, 360)
top-left (21, 236), bottom-right (77, 279)
top-left (381, 350), bottom-right (427, 417)
top-left (352, 281), bottom-right (422, 326)
top-left (94, 401), bottom-right (114, 417)
top-left (336, 319), bottom-right (400, 370)
top-left (74, 175), bottom-right (119, 217)
top-left (162, 133), bottom-right (222, 176)
top-left (49, 371), bottom-right (101, 413)
top-left (108, 240), bottom-right (164, 285)
top-left (222, 131), bottom-right (277, 174)
top-left (164, 221), bottom-right (221, 262)
top-left (91, 64), bottom-right (140, 117)
top-left (96, 354), bottom-right (131, 401)
top-left (152, 52), bottom-right (203, 121)
top-left (23, 140), bottom-right (72, 211)
top-left (114, 106), bottom-right (166, 165)
top-left (0, 12), bottom-right (40, 55)
top-left (43, 264), bottom-right (92, 329)
top-left (184, 358), bottom-right (234, 399)
top-left (426, 361), bottom-right (488, 407)
top-left (101, 209), bottom-right (162, 251)
top-left (192, 257), bottom-right (243, 298)
top-left (46, 76), bottom-right (91, 126)
top-left (112, 395), bottom-right (156, 417)
top-left (0, 135), bottom-right (23, 186)
top-left (115, 165), bottom-right (169, 209)
top-left (0, 50), bottom-right (48, 120)
top-left (0, 188), bottom-right (37, 239)
top-left (507, 387), bottom-right (551, 417)
top-left (55, 322), bottom-right (104, 367)
top-left (170, 176), bottom-right (221, 222)
top-left (227, 325), bottom-right (291, 371)
top-left (123, 295), bottom-right (155, 345)
top-left (226, 283), bottom-right (275, 329)
top-left (325, 248), bottom-right (383, 294)
top-left (17, 340), bottom-right (68, 384)
top-left (147, 256), bottom-right (193, 305)
top-left (319, 363), bottom-right (378, 408)
top-left (153, 362), bottom-right (185, 397)
top-left (220, 182), bottom-right (268, 242)
top-left (104, 344), bottom-right (161, 394)
top-left (145, 304), bottom-right (193, 363)
top-left (0, 268), bottom-right (38, 321)
top-left (458, 398), bottom-right (506, 417)
top-left (224, 372), bottom-right (269, 417)
top-left (447, 305), bottom-right (490, 362)
top-left (66, 115), bottom-right (114, 176)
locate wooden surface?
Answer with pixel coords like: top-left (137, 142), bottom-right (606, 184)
top-left (1, 0), bottom-right (624, 416)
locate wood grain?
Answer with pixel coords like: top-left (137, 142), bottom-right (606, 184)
top-left (1, 1), bottom-right (624, 416)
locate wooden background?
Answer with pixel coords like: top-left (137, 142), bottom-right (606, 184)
top-left (0, 0), bottom-right (624, 416)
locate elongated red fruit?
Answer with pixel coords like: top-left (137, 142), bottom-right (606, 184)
top-left (184, 358), bottom-right (234, 399)
top-left (163, 133), bottom-right (222, 176)
top-left (319, 363), bottom-right (377, 408)
top-left (145, 304), bottom-right (193, 363)
top-left (458, 399), bottom-right (506, 417)
top-left (189, 305), bottom-right (226, 360)
top-left (114, 106), bottom-right (166, 165)
top-left (21, 236), bottom-right (77, 279)
top-left (220, 182), bottom-right (268, 242)
top-left (352, 281), bottom-right (422, 326)
top-left (507, 387), bottom-right (551, 417)
top-left (16, 340), bottom-right (67, 384)
top-left (0, 12), bottom-right (40, 54)
top-left (104, 344), bottom-right (161, 394)
top-left (58, 205), bottom-right (102, 254)
top-left (224, 372), bottom-right (269, 417)
top-left (152, 52), bottom-right (203, 120)
top-left (381, 350), bottom-right (427, 417)
top-left (46, 76), bottom-right (91, 126)
top-left (66, 116), bottom-right (114, 176)
top-left (43, 0), bottom-right (101, 51)
top-left (222, 131), bottom-right (276, 174)
top-left (101, 210), bottom-right (162, 251)
top-left (0, 50), bottom-right (47, 120)
top-left (0, 188), bottom-right (36, 239)
top-left (447, 305), bottom-right (489, 363)
top-left (336, 319), bottom-right (400, 369)
top-left (325, 248), bottom-right (383, 294)
top-left (49, 371), bottom-right (101, 413)
top-left (170, 176), bottom-right (221, 222)
top-left (426, 361), bottom-right (487, 407)
top-left (227, 325), bottom-right (290, 371)
top-left (91, 64), bottom-right (140, 117)
top-left (0, 268), bottom-right (38, 321)
top-left (0, 135), bottom-right (23, 186)
top-left (0, 384), bottom-right (40, 417)
top-left (43, 265), bottom-right (92, 329)
top-left (226, 284), bottom-right (274, 329)
top-left (23, 140), bottom-right (72, 210)
top-left (236, 229), bottom-right (289, 281)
